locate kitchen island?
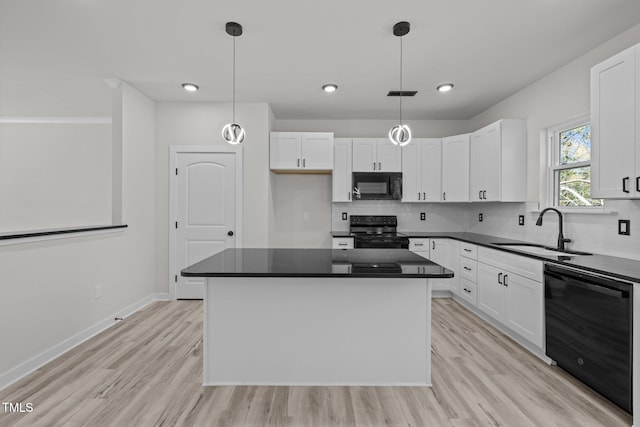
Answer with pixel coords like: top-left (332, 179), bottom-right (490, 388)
top-left (182, 248), bottom-right (453, 387)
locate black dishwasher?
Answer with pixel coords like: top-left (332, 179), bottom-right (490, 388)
top-left (545, 264), bottom-right (633, 413)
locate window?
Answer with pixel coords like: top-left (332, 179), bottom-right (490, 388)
top-left (548, 115), bottom-right (603, 208)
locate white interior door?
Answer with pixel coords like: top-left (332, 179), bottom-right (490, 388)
top-left (175, 152), bottom-right (237, 299)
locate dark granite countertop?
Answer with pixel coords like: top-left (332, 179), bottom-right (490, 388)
top-left (353, 231), bottom-right (640, 284)
top-left (181, 248), bottom-right (454, 279)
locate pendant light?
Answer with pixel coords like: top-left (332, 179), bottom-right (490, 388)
top-left (222, 22), bottom-right (245, 145)
top-left (388, 21), bottom-right (412, 147)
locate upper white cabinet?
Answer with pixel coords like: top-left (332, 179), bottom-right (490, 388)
top-left (591, 43), bottom-right (640, 199)
top-left (442, 134), bottom-right (470, 202)
top-left (469, 120), bottom-right (527, 202)
top-left (270, 132), bottom-right (333, 173)
top-left (332, 138), bottom-right (353, 202)
top-left (402, 138), bottom-right (442, 202)
top-left (352, 138), bottom-right (402, 172)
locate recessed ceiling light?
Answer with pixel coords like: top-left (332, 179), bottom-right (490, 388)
top-left (436, 83), bottom-right (454, 93)
top-left (322, 84), bottom-right (338, 93)
top-left (182, 83), bottom-right (199, 92)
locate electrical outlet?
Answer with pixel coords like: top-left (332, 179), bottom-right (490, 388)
top-left (478, 213), bottom-right (483, 222)
top-left (619, 219), bottom-right (630, 235)
top-left (94, 284), bottom-right (102, 299)
top-left (342, 212), bottom-right (348, 221)
top-left (420, 212), bottom-right (426, 221)
top-left (519, 215), bottom-right (525, 226)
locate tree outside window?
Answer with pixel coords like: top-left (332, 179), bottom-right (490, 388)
top-left (549, 117), bottom-right (603, 208)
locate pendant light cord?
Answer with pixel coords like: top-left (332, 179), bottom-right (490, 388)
top-left (399, 35), bottom-right (403, 126)
top-left (232, 35), bottom-right (236, 124)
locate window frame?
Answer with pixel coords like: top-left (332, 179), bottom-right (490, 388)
top-left (546, 114), bottom-right (604, 211)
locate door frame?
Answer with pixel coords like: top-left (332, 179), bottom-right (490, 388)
top-left (169, 145), bottom-right (243, 300)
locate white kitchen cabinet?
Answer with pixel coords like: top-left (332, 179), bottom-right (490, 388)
top-left (410, 238), bottom-right (458, 294)
top-left (442, 134), bottom-right (470, 202)
top-left (476, 247), bottom-right (544, 348)
top-left (402, 138), bottom-right (442, 202)
top-left (332, 237), bottom-right (354, 249)
top-left (270, 132), bottom-right (333, 172)
top-left (591, 43), bottom-right (640, 199)
top-left (332, 138), bottom-right (353, 202)
top-left (352, 138), bottom-right (402, 172)
top-left (469, 119), bottom-right (526, 202)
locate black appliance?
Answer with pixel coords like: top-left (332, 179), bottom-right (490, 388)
top-left (352, 172), bottom-right (402, 200)
top-left (349, 215), bottom-right (409, 249)
top-left (545, 264), bottom-right (633, 413)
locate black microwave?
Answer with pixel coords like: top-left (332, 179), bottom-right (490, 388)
top-left (352, 172), bottom-right (402, 200)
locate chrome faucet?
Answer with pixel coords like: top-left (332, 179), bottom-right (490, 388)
top-left (536, 208), bottom-right (571, 251)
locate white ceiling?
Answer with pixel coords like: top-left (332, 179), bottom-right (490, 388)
top-left (2, 0), bottom-right (640, 119)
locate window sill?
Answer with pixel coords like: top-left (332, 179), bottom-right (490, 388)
top-left (0, 224), bottom-right (128, 246)
top-left (528, 207), bottom-right (614, 215)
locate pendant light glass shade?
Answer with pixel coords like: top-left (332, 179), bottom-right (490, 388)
top-left (222, 22), bottom-right (245, 145)
top-left (222, 123), bottom-right (246, 145)
top-left (389, 21), bottom-right (411, 147)
top-left (388, 124), bottom-right (412, 146)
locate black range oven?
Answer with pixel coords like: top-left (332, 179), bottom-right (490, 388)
top-left (350, 215), bottom-right (409, 249)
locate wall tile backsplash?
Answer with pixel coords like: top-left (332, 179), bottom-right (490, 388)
top-left (333, 200), bottom-right (640, 262)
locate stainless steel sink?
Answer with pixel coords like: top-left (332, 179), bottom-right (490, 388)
top-left (492, 243), bottom-right (592, 257)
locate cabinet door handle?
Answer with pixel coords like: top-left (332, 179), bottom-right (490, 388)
top-left (498, 272), bottom-right (503, 284)
top-left (418, 192), bottom-right (421, 200)
top-left (432, 241), bottom-right (435, 250)
top-left (636, 176), bottom-right (640, 192)
top-left (378, 162), bottom-right (381, 170)
top-left (463, 288), bottom-right (471, 293)
top-left (297, 158), bottom-right (300, 167)
top-left (423, 192), bottom-right (426, 200)
top-left (503, 274), bottom-right (509, 287)
top-left (482, 190), bottom-right (487, 199)
top-left (443, 192), bottom-right (446, 201)
top-left (414, 243), bottom-right (424, 246)
top-left (464, 248), bottom-right (472, 252)
top-left (463, 266), bottom-right (472, 271)
top-left (479, 190), bottom-right (483, 200)
top-left (623, 177), bottom-right (630, 193)
top-left (303, 158), bottom-right (306, 168)
top-left (338, 243), bottom-right (348, 246)
top-left (373, 162), bottom-right (376, 170)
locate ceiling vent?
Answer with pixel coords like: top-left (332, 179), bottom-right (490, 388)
top-left (387, 90), bottom-right (417, 97)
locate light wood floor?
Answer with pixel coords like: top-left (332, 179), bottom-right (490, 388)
top-left (0, 298), bottom-right (632, 427)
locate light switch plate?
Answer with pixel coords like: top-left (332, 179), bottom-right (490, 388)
top-left (478, 213), bottom-right (483, 222)
top-left (420, 212), bottom-right (426, 221)
top-left (519, 215), bottom-right (525, 226)
top-left (342, 212), bottom-right (348, 221)
top-left (619, 219), bottom-right (630, 235)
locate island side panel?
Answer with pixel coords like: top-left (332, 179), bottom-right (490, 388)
top-left (203, 277), bottom-right (432, 386)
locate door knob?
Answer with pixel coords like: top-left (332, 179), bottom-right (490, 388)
top-left (227, 231), bottom-right (234, 236)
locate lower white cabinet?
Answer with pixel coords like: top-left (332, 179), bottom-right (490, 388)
top-left (476, 248), bottom-right (544, 348)
top-left (332, 237), bottom-right (354, 249)
top-left (409, 238), bottom-right (458, 293)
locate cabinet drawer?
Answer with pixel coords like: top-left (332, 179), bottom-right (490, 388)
top-left (460, 257), bottom-right (477, 283)
top-left (409, 238), bottom-right (430, 252)
top-left (478, 247), bottom-right (543, 282)
top-left (332, 237), bottom-right (354, 249)
top-left (459, 278), bottom-right (477, 306)
top-left (460, 242), bottom-right (478, 260)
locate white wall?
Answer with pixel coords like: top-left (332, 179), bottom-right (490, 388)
top-left (465, 23), bottom-right (640, 260)
top-left (154, 102), bottom-right (271, 292)
top-left (0, 83), bottom-right (158, 381)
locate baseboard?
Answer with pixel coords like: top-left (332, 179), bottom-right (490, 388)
top-left (0, 292), bottom-right (169, 391)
